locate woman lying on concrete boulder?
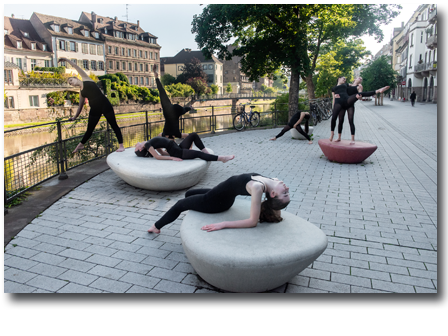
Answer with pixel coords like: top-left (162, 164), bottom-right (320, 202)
top-left (147, 173), bottom-right (291, 234)
top-left (134, 132), bottom-right (234, 163)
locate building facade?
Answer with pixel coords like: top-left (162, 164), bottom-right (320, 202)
top-left (30, 12), bottom-right (106, 77)
top-left (4, 15), bottom-right (53, 72)
top-left (79, 12), bottom-right (161, 88)
top-left (161, 48), bottom-right (223, 94)
top-left (221, 45), bottom-right (252, 93)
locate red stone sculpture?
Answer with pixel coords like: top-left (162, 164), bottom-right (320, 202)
top-left (318, 139), bottom-right (377, 164)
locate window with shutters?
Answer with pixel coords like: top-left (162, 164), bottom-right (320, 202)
top-left (91, 61), bottom-right (97, 71)
top-left (83, 43), bottom-right (89, 54)
top-left (98, 61), bottom-right (104, 70)
top-left (31, 59), bottom-right (37, 70)
top-left (70, 41), bottom-right (76, 52)
top-left (83, 60), bottom-right (89, 69)
top-left (4, 69), bottom-right (13, 84)
top-left (89, 44), bottom-right (96, 54)
top-left (97, 45), bottom-right (103, 55)
top-left (59, 40), bottom-right (66, 50)
top-left (44, 60), bottom-right (51, 67)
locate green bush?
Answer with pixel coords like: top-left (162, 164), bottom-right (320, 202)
top-left (270, 93), bottom-right (307, 124)
top-left (34, 66), bottom-right (66, 74)
top-left (210, 84), bottom-right (219, 94)
top-left (165, 83), bottom-right (195, 98)
top-left (46, 91), bottom-right (66, 106)
top-left (100, 78), bottom-right (120, 106)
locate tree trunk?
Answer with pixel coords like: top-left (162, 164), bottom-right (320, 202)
top-left (305, 74), bottom-right (316, 100)
top-left (288, 67), bottom-right (300, 119)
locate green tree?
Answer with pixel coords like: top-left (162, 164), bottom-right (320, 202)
top-left (177, 57), bottom-right (208, 84)
top-left (161, 73), bottom-right (177, 86)
top-left (272, 69), bottom-right (288, 90)
top-left (192, 4), bottom-right (400, 118)
top-left (186, 77), bottom-right (211, 95)
top-left (360, 55), bottom-right (397, 93)
top-left (210, 84), bottom-right (219, 94)
top-left (225, 83), bottom-right (233, 93)
top-left (165, 82), bottom-right (195, 97)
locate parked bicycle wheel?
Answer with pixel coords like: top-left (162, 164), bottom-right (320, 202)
top-left (233, 113), bottom-right (246, 131)
top-left (250, 112), bottom-right (260, 127)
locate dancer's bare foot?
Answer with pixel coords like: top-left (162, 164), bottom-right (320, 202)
top-left (201, 148), bottom-right (210, 154)
top-left (329, 133), bottom-right (334, 142)
top-left (269, 137), bottom-right (277, 141)
top-left (148, 224), bottom-right (160, 234)
top-left (308, 141), bottom-right (313, 144)
top-left (72, 143), bottom-right (84, 153)
top-left (116, 144), bottom-right (125, 152)
top-left (334, 138), bottom-right (341, 142)
top-left (376, 86), bottom-right (390, 94)
top-left (350, 141), bottom-right (355, 145)
top-left (219, 155), bottom-right (235, 163)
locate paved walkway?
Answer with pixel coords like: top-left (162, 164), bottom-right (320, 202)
top-left (4, 99), bottom-right (437, 293)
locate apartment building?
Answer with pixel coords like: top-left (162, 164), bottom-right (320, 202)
top-left (4, 15), bottom-right (53, 72)
top-left (79, 12), bottom-right (161, 88)
top-left (30, 12), bottom-right (106, 77)
top-left (221, 45), bottom-right (252, 93)
top-left (161, 48), bottom-right (223, 94)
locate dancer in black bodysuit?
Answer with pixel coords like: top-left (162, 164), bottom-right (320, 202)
top-left (59, 58), bottom-right (124, 153)
top-left (134, 132), bottom-right (234, 163)
top-left (154, 71), bottom-right (194, 139)
top-left (330, 77), bottom-right (390, 143)
top-left (269, 111), bottom-right (312, 144)
top-left (147, 173), bottom-right (291, 233)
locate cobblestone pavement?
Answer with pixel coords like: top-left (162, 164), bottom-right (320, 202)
top-left (4, 99), bottom-right (437, 293)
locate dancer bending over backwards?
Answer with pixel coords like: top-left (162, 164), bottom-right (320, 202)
top-left (155, 71), bottom-right (194, 140)
top-left (134, 132), bottom-right (234, 163)
top-left (330, 76), bottom-right (389, 144)
top-left (59, 58), bottom-right (125, 153)
top-left (147, 173), bottom-right (291, 233)
top-left (270, 111), bottom-right (312, 144)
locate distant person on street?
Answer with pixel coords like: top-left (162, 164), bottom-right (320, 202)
top-left (410, 91), bottom-right (417, 107)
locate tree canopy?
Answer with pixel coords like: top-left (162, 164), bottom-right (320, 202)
top-left (360, 55), bottom-right (397, 93)
top-left (177, 57), bottom-right (208, 84)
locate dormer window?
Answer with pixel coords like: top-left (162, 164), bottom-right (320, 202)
top-left (98, 18), bottom-right (103, 23)
top-left (104, 28), bottom-right (108, 34)
top-left (52, 24), bottom-right (60, 32)
top-left (31, 43), bottom-right (36, 50)
top-left (17, 41), bottom-right (22, 48)
top-left (123, 23), bottom-right (127, 28)
top-left (23, 32), bottom-right (29, 37)
top-left (42, 44), bottom-right (47, 51)
top-left (67, 27), bottom-right (73, 34)
top-left (84, 30), bottom-right (89, 37)
top-left (4, 29), bottom-right (8, 35)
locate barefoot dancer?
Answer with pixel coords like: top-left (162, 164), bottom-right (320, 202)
top-left (154, 71), bottom-right (194, 140)
top-left (59, 58), bottom-right (125, 153)
top-left (329, 77), bottom-right (389, 144)
top-left (134, 132), bottom-right (234, 163)
top-left (270, 111), bottom-right (312, 144)
top-left (147, 173), bottom-right (291, 233)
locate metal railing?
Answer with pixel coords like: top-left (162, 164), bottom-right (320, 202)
top-left (4, 103), bottom-right (288, 204)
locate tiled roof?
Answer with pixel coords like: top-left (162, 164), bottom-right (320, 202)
top-left (161, 49), bottom-right (222, 65)
top-left (4, 61), bottom-right (21, 69)
top-left (4, 16), bottom-right (51, 53)
top-left (32, 12), bottom-right (103, 43)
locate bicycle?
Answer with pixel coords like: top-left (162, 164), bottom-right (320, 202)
top-left (233, 103), bottom-right (260, 131)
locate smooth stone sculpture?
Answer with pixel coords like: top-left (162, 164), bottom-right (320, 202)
top-left (290, 126), bottom-right (314, 140)
top-left (181, 199), bottom-right (328, 293)
top-left (107, 147), bottom-right (213, 191)
top-left (318, 139), bottom-right (377, 164)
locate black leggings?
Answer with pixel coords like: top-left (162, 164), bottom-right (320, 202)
top-left (81, 108), bottom-right (123, 144)
top-left (276, 122), bottom-right (310, 141)
top-left (176, 133), bottom-right (218, 161)
top-left (330, 91), bottom-right (375, 135)
top-left (156, 78), bottom-right (182, 138)
top-left (154, 188), bottom-right (234, 230)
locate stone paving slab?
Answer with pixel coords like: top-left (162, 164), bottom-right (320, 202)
top-left (4, 99), bottom-right (437, 293)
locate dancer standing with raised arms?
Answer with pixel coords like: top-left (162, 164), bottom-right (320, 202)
top-left (329, 77), bottom-right (389, 144)
top-left (147, 173), bottom-right (291, 233)
top-left (58, 58), bottom-right (125, 153)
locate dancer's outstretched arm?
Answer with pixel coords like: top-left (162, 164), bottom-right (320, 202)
top-left (58, 58), bottom-right (92, 81)
top-left (147, 146), bottom-right (182, 161)
top-left (201, 184), bottom-right (263, 232)
top-left (293, 113), bottom-right (306, 128)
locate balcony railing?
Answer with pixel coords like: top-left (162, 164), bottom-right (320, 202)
top-left (429, 8), bottom-right (437, 23)
top-left (426, 34), bottom-right (437, 49)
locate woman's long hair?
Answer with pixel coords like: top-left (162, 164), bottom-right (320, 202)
top-left (259, 192), bottom-right (290, 223)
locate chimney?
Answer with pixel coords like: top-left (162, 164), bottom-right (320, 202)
top-left (137, 20), bottom-right (140, 29)
top-left (401, 21), bottom-right (404, 28)
top-left (11, 14), bottom-right (15, 18)
top-left (92, 12), bottom-right (97, 30)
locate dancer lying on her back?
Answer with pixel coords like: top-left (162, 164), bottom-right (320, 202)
top-left (155, 71), bottom-right (194, 140)
top-left (269, 111), bottom-right (312, 144)
top-left (147, 173), bottom-right (291, 233)
top-left (134, 132), bottom-right (234, 163)
top-left (330, 76), bottom-right (390, 144)
top-left (59, 58), bottom-right (125, 153)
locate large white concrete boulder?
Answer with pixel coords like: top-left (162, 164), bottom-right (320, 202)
top-left (290, 126), bottom-right (314, 140)
top-left (181, 199), bottom-right (328, 292)
top-left (107, 147), bottom-right (213, 191)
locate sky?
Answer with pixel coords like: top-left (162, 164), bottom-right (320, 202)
top-left (2, 2), bottom-right (432, 59)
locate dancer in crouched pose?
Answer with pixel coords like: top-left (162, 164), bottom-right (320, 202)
top-left (59, 58), bottom-right (125, 153)
top-left (155, 71), bottom-right (194, 140)
top-left (330, 76), bottom-right (390, 144)
top-left (134, 132), bottom-right (234, 163)
top-left (270, 111), bottom-right (312, 144)
top-left (147, 173), bottom-right (291, 233)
